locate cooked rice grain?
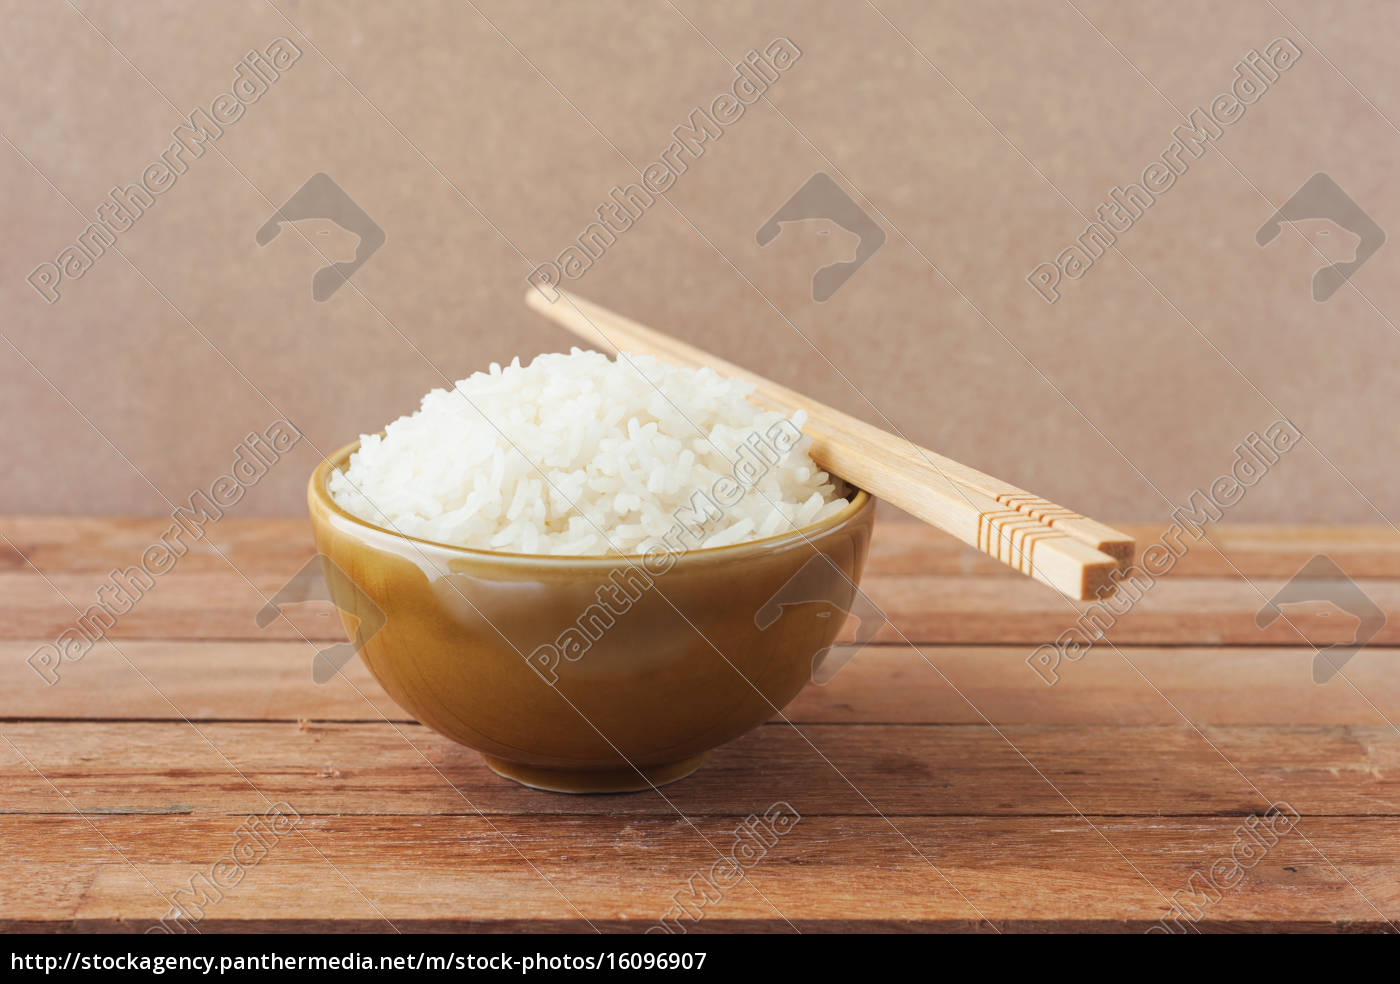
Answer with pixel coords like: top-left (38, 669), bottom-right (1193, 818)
top-left (329, 350), bottom-right (849, 555)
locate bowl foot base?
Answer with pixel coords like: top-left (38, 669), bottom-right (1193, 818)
top-left (482, 753), bottom-right (708, 794)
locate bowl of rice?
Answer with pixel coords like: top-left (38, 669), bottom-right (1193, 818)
top-left (308, 350), bottom-right (875, 792)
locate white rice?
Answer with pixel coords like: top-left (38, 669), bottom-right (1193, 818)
top-left (328, 349), bottom-right (850, 555)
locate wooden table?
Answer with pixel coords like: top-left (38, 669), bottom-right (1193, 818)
top-left (2, 516), bottom-right (1397, 933)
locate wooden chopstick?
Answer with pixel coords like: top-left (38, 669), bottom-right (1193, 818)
top-left (526, 288), bottom-right (1134, 600)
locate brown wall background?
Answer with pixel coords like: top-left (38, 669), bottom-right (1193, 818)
top-left (3, 0), bottom-right (1396, 524)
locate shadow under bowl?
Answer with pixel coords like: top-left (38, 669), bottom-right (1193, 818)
top-left (307, 441), bottom-right (876, 793)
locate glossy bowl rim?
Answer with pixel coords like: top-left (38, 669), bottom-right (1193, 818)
top-left (310, 439), bottom-right (873, 569)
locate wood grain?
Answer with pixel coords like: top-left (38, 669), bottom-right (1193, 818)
top-left (2, 815), bottom-right (1393, 932)
top-left (868, 520), bottom-right (1400, 578)
top-left (1, 720), bottom-right (1395, 818)
top-left (2, 516), bottom-right (1396, 933)
top-left (6, 570), bottom-right (1399, 647)
top-left (2, 641), bottom-right (1397, 727)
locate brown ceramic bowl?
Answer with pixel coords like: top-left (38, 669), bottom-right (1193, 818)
top-left (308, 441), bottom-right (876, 793)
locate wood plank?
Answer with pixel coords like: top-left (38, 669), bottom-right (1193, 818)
top-left (5, 570), bottom-right (1399, 647)
top-left (0, 639), bottom-right (405, 723)
top-left (863, 575), bottom-right (1400, 646)
top-left (1, 721), bottom-right (1396, 819)
top-left (5, 517), bottom-right (1396, 933)
top-left (868, 520), bottom-right (1400, 578)
top-left (0, 815), bottom-right (1392, 932)
top-left (5, 516), bottom-right (1397, 579)
top-left (792, 645), bottom-right (1400, 727)
top-left (2, 640), bottom-right (1397, 728)
top-left (0, 517), bottom-right (312, 576)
